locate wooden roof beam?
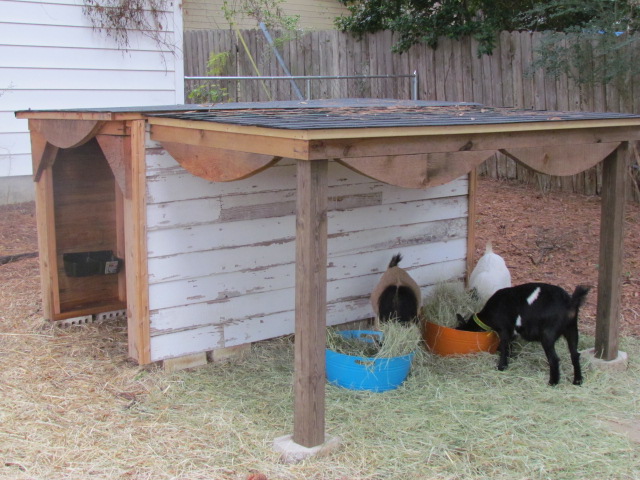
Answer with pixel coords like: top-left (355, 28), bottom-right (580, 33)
top-left (150, 124), bottom-right (311, 160)
top-left (309, 127), bottom-right (640, 161)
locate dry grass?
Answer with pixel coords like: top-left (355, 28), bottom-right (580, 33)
top-left (2, 258), bottom-right (640, 480)
top-left (2, 181), bottom-right (640, 480)
top-left (2, 310), bottom-right (640, 480)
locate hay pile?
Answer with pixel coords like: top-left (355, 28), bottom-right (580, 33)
top-left (326, 322), bottom-right (422, 359)
top-left (421, 281), bottom-right (485, 328)
top-left (3, 304), bottom-right (640, 480)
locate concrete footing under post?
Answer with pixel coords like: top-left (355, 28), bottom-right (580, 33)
top-left (273, 435), bottom-right (341, 463)
top-left (581, 348), bottom-right (628, 372)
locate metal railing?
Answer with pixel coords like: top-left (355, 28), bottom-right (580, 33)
top-left (184, 72), bottom-right (419, 101)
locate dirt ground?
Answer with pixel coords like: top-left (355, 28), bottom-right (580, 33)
top-left (473, 176), bottom-right (640, 338)
top-left (1, 176), bottom-right (639, 339)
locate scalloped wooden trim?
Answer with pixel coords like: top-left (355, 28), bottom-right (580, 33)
top-left (31, 118), bottom-right (105, 149)
top-left (500, 143), bottom-right (620, 176)
top-left (160, 141), bottom-right (282, 182)
top-left (337, 151), bottom-right (495, 189)
top-left (96, 135), bottom-right (131, 198)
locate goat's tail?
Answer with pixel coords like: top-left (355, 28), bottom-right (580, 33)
top-left (388, 253), bottom-right (402, 268)
top-left (570, 285), bottom-right (591, 316)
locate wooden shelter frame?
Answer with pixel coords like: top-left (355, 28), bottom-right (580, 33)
top-left (16, 100), bottom-right (639, 449)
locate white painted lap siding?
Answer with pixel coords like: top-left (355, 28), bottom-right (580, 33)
top-left (1, 0), bottom-right (182, 198)
top-left (145, 139), bottom-right (469, 362)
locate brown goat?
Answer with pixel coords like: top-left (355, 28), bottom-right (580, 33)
top-left (370, 254), bottom-right (422, 327)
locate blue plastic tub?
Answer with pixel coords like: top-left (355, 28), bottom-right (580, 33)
top-left (325, 330), bottom-right (415, 392)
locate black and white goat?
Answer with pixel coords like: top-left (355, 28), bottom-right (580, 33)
top-left (456, 283), bottom-right (590, 385)
top-left (370, 254), bottom-right (422, 326)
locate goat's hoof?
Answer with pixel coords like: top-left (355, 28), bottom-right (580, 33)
top-left (497, 365), bottom-right (507, 371)
top-left (573, 378), bottom-right (583, 386)
top-left (548, 380), bottom-right (559, 386)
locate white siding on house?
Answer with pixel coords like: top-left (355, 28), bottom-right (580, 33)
top-left (0, 0), bottom-right (184, 203)
top-left (145, 139), bottom-right (469, 362)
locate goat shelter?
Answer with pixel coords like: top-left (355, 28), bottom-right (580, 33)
top-left (16, 99), bottom-right (640, 449)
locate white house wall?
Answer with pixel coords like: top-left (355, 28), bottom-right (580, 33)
top-left (0, 0), bottom-right (184, 203)
top-left (145, 138), bottom-right (470, 362)
top-left (183, 0), bottom-right (349, 30)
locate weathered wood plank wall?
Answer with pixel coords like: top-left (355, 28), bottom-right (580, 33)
top-left (184, 29), bottom-right (640, 201)
top-left (144, 136), bottom-right (468, 361)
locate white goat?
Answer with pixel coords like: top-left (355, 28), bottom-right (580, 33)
top-left (468, 242), bottom-right (511, 302)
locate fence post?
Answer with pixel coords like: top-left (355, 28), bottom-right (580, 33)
top-left (412, 71), bottom-right (418, 100)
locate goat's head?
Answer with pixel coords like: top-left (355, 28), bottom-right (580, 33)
top-left (455, 313), bottom-right (484, 332)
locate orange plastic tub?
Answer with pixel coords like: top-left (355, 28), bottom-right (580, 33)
top-left (423, 321), bottom-right (499, 356)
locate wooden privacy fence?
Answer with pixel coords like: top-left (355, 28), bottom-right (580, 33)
top-left (184, 29), bottom-right (640, 201)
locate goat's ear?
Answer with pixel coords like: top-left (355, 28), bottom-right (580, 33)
top-left (456, 313), bottom-right (465, 326)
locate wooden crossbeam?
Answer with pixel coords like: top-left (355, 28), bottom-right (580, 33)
top-left (310, 127), bottom-right (640, 160)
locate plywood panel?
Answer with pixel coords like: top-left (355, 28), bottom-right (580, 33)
top-left (52, 139), bottom-right (120, 311)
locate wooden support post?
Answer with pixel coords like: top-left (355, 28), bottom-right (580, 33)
top-left (34, 165), bottom-right (60, 319)
top-left (123, 120), bottom-right (151, 364)
top-left (29, 129), bottom-right (61, 320)
top-left (595, 142), bottom-right (628, 360)
top-left (293, 159), bottom-right (328, 448)
top-left (466, 168), bottom-right (478, 285)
